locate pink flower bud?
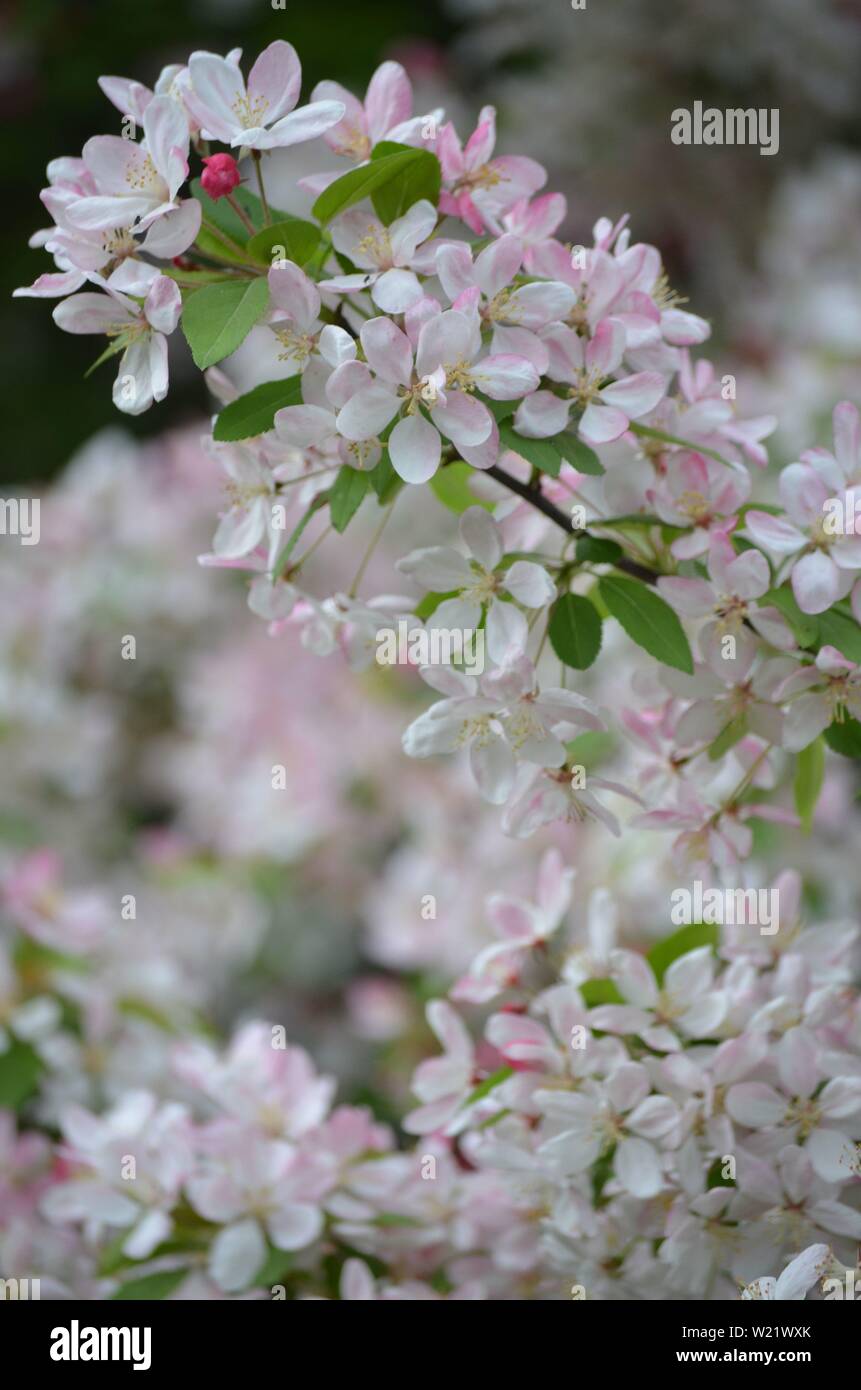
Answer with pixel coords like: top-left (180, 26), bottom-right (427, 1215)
top-left (200, 153), bottom-right (241, 201)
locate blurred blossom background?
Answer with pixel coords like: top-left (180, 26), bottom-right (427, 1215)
top-left (2, 0), bottom-right (861, 1297)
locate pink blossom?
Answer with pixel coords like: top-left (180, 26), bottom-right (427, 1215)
top-left (311, 60), bottom-right (439, 162)
top-left (185, 41), bottom-right (345, 152)
top-left (53, 272), bottom-right (181, 414)
top-left (648, 452), bottom-right (750, 559)
top-left (335, 309), bottom-right (538, 483)
top-left (777, 645), bottom-right (861, 752)
top-left (319, 200), bottom-right (439, 312)
top-left (745, 461), bottom-right (861, 614)
top-left (514, 317), bottom-right (665, 446)
top-left (63, 96), bottom-right (190, 235)
top-left (437, 106), bottom-right (546, 235)
top-left (396, 505), bottom-right (556, 664)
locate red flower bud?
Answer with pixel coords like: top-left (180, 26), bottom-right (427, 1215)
top-left (200, 153), bottom-right (241, 201)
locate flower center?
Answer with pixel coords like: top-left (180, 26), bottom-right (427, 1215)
top-left (675, 489), bottom-right (711, 524)
top-left (273, 327), bottom-right (318, 364)
top-left (231, 92), bottom-right (270, 129)
top-left (455, 164), bottom-right (503, 194)
top-left (444, 359), bottom-right (477, 393)
top-left (124, 151), bottom-right (159, 192)
top-left (357, 225), bottom-right (393, 268)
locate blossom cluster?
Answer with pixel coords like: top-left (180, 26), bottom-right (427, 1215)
top-left (4, 838), bottom-right (860, 1300)
top-left (11, 35), bottom-right (861, 1302)
top-left (19, 41), bottom-right (861, 865)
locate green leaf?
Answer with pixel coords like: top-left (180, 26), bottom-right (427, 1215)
top-left (575, 535), bottom-right (622, 565)
top-left (212, 377), bottom-right (302, 441)
top-left (367, 452), bottom-right (401, 504)
top-left (647, 922), bottom-right (719, 985)
top-left (181, 278), bottom-right (269, 370)
top-left (462, 1065), bottom-right (514, 1108)
top-left (707, 714), bottom-right (748, 761)
top-left (373, 1212), bottom-right (423, 1229)
top-left (111, 1269), bottom-right (188, 1301)
top-left (816, 607), bottom-right (861, 662)
top-left (329, 466), bottom-right (370, 533)
top-left (498, 423), bottom-right (561, 477)
top-left (794, 735), bottom-right (826, 831)
top-left (313, 149), bottom-right (432, 225)
top-left (246, 218), bottom-right (322, 269)
top-left (254, 1245), bottom-right (296, 1286)
top-left (429, 461), bottom-right (494, 514)
top-left (760, 587), bottom-right (818, 649)
top-left (591, 1145), bottom-right (616, 1207)
top-left (579, 978), bottom-right (624, 1007)
top-left (369, 141), bottom-right (441, 224)
top-left (414, 589), bottom-right (458, 620)
top-left (548, 593), bottom-right (603, 670)
top-left (824, 716), bottom-right (861, 758)
top-left (564, 730), bottom-right (616, 767)
top-left (475, 394), bottom-right (515, 425)
top-left (0, 1038), bottom-right (44, 1110)
top-left (160, 265), bottom-right (238, 287)
top-left (599, 574), bottom-right (694, 673)
top-left (553, 433), bottom-right (605, 475)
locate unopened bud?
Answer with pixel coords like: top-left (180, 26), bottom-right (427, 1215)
top-left (201, 153), bottom-right (242, 201)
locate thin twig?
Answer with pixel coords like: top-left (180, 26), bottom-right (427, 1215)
top-left (484, 463), bottom-right (660, 585)
top-left (349, 498), bottom-right (397, 598)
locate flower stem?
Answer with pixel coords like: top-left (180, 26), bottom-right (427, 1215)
top-left (349, 498), bottom-right (397, 598)
top-left (252, 152), bottom-right (271, 226)
top-left (226, 195), bottom-right (256, 236)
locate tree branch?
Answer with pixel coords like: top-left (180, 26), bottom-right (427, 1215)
top-left (484, 463), bottom-right (660, 586)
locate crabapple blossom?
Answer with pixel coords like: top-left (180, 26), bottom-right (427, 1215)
top-left (435, 233), bottom-right (576, 372)
top-left (778, 645), bottom-right (861, 752)
top-left (658, 534), bottom-right (794, 668)
top-left (513, 317), bottom-right (666, 446)
top-left (14, 33), bottom-right (861, 1309)
top-left (746, 460), bottom-right (861, 614)
top-left (396, 505), bottom-right (556, 663)
top-left (588, 945), bottom-right (727, 1052)
top-left (319, 201), bottom-right (440, 312)
top-left (184, 41), bottom-right (345, 152)
top-left (311, 60), bottom-right (441, 164)
top-left (452, 848), bottom-right (574, 1003)
top-left (741, 1243), bottom-right (832, 1300)
top-left (648, 452), bottom-right (751, 559)
top-left (53, 273), bottom-right (181, 415)
top-left (336, 309), bottom-right (539, 482)
top-left (64, 96), bottom-right (191, 234)
top-left (437, 105), bottom-right (546, 235)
